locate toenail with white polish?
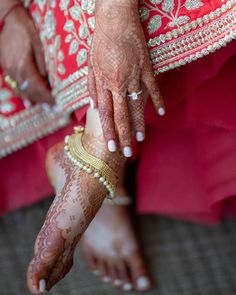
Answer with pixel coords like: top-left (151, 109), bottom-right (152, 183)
top-left (137, 276), bottom-right (150, 290)
top-left (108, 140), bottom-right (117, 152)
top-left (93, 270), bottom-right (100, 276)
top-left (103, 277), bottom-right (112, 283)
top-left (123, 146), bottom-right (132, 158)
top-left (39, 279), bottom-right (46, 293)
top-left (114, 279), bottom-right (122, 286)
top-left (123, 283), bottom-right (133, 291)
top-left (136, 132), bottom-right (145, 142)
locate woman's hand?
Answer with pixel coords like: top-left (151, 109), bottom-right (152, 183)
top-left (88, 0), bottom-right (165, 157)
top-left (0, 1), bottom-right (53, 104)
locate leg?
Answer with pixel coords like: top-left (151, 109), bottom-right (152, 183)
top-left (27, 106), bottom-right (150, 294)
top-left (27, 107), bottom-right (123, 294)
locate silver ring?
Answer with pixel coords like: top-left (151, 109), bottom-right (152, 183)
top-left (19, 80), bottom-right (29, 91)
top-left (127, 90), bottom-right (143, 101)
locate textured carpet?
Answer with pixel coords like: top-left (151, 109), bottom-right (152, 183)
top-left (0, 198), bottom-right (236, 295)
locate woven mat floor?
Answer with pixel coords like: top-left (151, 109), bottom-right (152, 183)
top-left (0, 198), bottom-right (236, 295)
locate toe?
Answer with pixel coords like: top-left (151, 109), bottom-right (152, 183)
top-left (27, 245), bottom-right (74, 293)
top-left (116, 260), bottom-right (133, 291)
top-left (27, 255), bottom-right (53, 294)
top-left (126, 251), bottom-right (151, 292)
top-left (107, 260), bottom-right (120, 285)
top-left (27, 264), bottom-right (40, 295)
top-left (98, 260), bottom-right (111, 283)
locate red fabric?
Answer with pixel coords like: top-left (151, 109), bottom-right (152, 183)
top-left (0, 0), bottom-right (236, 224)
top-left (137, 40), bottom-right (236, 224)
top-left (1, 41), bottom-right (236, 222)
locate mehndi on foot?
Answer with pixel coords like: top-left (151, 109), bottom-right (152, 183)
top-left (27, 108), bottom-right (125, 294)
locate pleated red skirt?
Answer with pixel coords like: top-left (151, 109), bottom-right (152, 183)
top-left (137, 40), bottom-right (236, 224)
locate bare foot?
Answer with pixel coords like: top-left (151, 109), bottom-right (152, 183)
top-left (27, 108), bottom-right (124, 294)
top-left (80, 189), bottom-right (151, 292)
top-left (27, 142), bottom-right (106, 294)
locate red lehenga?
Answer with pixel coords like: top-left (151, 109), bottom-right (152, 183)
top-left (0, 0), bottom-right (236, 223)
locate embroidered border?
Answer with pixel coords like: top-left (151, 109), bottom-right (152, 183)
top-left (0, 105), bottom-right (70, 158)
top-left (0, 67), bottom-right (90, 159)
top-left (52, 67), bottom-right (88, 96)
top-left (148, 1), bottom-right (236, 74)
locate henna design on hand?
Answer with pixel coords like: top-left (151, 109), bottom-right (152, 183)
top-left (88, 0), bottom-right (165, 154)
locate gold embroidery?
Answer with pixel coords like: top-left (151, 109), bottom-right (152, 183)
top-left (146, 0), bottom-right (236, 46)
top-left (0, 105), bottom-right (70, 158)
top-left (146, 1), bottom-right (236, 73)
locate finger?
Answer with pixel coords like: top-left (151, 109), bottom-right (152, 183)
top-left (30, 24), bottom-right (47, 78)
top-left (88, 58), bottom-right (98, 109)
top-left (127, 82), bottom-right (145, 142)
top-left (113, 92), bottom-right (133, 158)
top-left (19, 55), bottom-right (53, 105)
top-left (142, 64), bottom-right (165, 116)
top-left (128, 95), bottom-right (145, 142)
top-left (97, 87), bottom-right (117, 152)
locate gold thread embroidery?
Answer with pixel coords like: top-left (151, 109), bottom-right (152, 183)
top-left (149, 6), bottom-right (236, 73)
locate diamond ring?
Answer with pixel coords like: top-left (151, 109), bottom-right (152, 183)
top-left (127, 90), bottom-right (143, 101)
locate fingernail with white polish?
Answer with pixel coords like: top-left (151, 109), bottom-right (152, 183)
top-left (108, 140), bottom-right (117, 152)
top-left (103, 277), bottom-right (111, 283)
top-left (158, 107), bottom-right (165, 116)
top-left (39, 279), bottom-right (46, 293)
top-left (136, 132), bottom-right (145, 142)
top-left (123, 283), bottom-right (133, 291)
top-left (123, 146), bottom-right (132, 158)
top-left (89, 98), bottom-right (94, 109)
top-left (137, 276), bottom-right (151, 291)
top-left (114, 279), bottom-right (122, 286)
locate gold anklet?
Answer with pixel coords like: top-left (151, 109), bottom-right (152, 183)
top-left (64, 126), bottom-right (117, 200)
